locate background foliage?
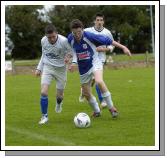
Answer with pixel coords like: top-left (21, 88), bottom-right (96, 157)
top-left (5, 5), bottom-right (155, 59)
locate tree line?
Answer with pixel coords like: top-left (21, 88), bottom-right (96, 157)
top-left (5, 5), bottom-right (155, 59)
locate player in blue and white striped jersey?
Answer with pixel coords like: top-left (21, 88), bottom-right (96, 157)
top-left (68, 19), bottom-right (131, 118)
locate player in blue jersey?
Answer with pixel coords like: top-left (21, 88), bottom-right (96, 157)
top-left (68, 19), bottom-right (131, 118)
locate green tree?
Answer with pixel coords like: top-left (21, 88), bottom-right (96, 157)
top-left (6, 5), bottom-right (47, 59)
top-left (49, 5), bottom-right (154, 54)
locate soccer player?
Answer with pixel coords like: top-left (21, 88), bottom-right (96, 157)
top-left (35, 24), bottom-right (72, 124)
top-left (79, 13), bottom-right (115, 108)
top-left (68, 19), bottom-right (131, 118)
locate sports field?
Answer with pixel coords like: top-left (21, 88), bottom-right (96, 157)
top-left (5, 67), bottom-right (155, 146)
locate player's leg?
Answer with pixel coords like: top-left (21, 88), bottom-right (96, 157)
top-left (95, 55), bottom-right (107, 108)
top-left (55, 89), bottom-right (64, 113)
top-left (39, 84), bottom-right (49, 124)
top-left (39, 65), bottom-right (53, 124)
top-left (95, 84), bottom-right (103, 103)
top-left (93, 70), bottom-right (118, 118)
top-left (79, 77), bottom-right (95, 103)
top-left (95, 62), bottom-right (107, 108)
top-left (79, 87), bottom-right (85, 102)
top-left (54, 66), bottom-right (67, 113)
top-left (81, 83), bottom-right (101, 117)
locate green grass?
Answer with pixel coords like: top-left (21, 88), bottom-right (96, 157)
top-left (5, 67), bottom-right (155, 146)
top-left (111, 53), bottom-right (154, 62)
top-left (14, 59), bottom-right (39, 66)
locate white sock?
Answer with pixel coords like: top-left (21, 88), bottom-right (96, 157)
top-left (88, 96), bottom-right (100, 113)
top-left (102, 91), bottom-right (114, 109)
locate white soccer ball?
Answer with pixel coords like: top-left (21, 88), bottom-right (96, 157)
top-left (74, 112), bottom-right (91, 128)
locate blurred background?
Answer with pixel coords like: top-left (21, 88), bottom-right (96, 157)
top-left (5, 5), bottom-right (156, 146)
top-left (5, 5), bottom-right (155, 71)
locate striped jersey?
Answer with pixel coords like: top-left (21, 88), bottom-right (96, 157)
top-left (68, 31), bottom-right (112, 75)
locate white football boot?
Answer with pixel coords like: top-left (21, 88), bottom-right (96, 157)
top-left (100, 100), bottom-right (107, 108)
top-left (55, 102), bottom-right (63, 113)
top-left (39, 115), bottom-right (48, 124)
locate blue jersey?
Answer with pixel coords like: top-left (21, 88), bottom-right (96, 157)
top-left (68, 31), bottom-right (112, 75)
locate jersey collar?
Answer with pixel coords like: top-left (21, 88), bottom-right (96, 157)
top-left (93, 26), bottom-right (104, 32)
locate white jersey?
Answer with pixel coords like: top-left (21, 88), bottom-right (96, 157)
top-left (37, 34), bottom-right (72, 71)
top-left (84, 27), bottom-right (114, 63)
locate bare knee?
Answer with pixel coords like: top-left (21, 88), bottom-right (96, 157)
top-left (41, 85), bottom-right (49, 96)
top-left (82, 89), bottom-right (91, 100)
top-left (95, 79), bottom-right (104, 86)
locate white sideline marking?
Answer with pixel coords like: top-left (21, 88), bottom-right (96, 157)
top-left (6, 126), bottom-right (75, 146)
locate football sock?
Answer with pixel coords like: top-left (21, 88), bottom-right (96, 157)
top-left (88, 96), bottom-right (100, 113)
top-left (102, 91), bottom-right (114, 109)
top-left (95, 84), bottom-right (103, 103)
top-left (40, 95), bottom-right (48, 115)
top-left (56, 97), bottom-right (63, 104)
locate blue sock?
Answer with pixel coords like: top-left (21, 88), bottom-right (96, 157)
top-left (95, 84), bottom-right (103, 103)
top-left (40, 95), bottom-right (48, 116)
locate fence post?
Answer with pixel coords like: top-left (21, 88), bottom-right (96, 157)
top-left (145, 50), bottom-right (149, 66)
top-left (11, 58), bottom-right (16, 75)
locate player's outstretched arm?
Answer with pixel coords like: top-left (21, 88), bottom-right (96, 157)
top-left (112, 41), bottom-right (131, 56)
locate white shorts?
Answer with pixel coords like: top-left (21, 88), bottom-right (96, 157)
top-left (98, 52), bottom-right (106, 64)
top-left (41, 64), bottom-right (67, 89)
top-left (80, 62), bottom-right (103, 84)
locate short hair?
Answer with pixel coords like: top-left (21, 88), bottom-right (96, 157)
top-left (45, 24), bottom-right (57, 34)
top-left (70, 19), bottom-right (84, 29)
top-left (94, 13), bottom-right (105, 20)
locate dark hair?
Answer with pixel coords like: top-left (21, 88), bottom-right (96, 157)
top-left (94, 13), bottom-right (105, 20)
top-left (45, 24), bottom-right (57, 34)
top-left (70, 19), bottom-right (84, 29)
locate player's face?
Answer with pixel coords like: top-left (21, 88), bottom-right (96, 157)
top-left (94, 17), bottom-right (104, 29)
top-left (46, 32), bottom-right (58, 44)
top-left (72, 28), bottom-right (83, 42)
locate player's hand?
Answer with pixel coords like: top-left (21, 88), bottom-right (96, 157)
top-left (64, 54), bottom-right (72, 64)
top-left (35, 69), bottom-right (41, 77)
top-left (64, 57), bottom-right (71, 64)
top-left (123, 47), bottom-right (131, 56)
top-left (68, 64), bottom-right (76, 72)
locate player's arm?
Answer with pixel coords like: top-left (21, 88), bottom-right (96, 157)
top-left (86, 31), bottom-right (112, 46)
top-left (107, 31), bottom-right (115, 52)
top-left (35, 40), bottom-right (44, 76)
top-left (67, 34), bottom-right (78, 72)
top-left (68, 50), bottom-right (78, 72)
top-left (112, 41), bottom-right (131, 56)
top-left (63, 39), bottom-right (73, 64)
top-left (96, 45), bottom-right (115, 52)
top-left (96, 31), bottom-right (115, 53)
top-left (96, 41), bottom-right (131, 56)
top-left (35, 53), bottom-right (44, 77)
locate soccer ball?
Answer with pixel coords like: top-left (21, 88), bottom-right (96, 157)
top-left (74, 112), bottom-right (91, 128)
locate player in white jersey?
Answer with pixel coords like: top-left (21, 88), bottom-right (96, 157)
top-left (35, 24), bottom-right (72, 124)
top-left (79, 13), bottom-right (115, 108)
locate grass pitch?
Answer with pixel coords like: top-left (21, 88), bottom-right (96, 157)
top-left (5, 67), bottom-right (155, 146)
